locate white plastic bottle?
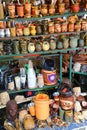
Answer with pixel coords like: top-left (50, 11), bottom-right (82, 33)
top-left (27, 60), bottom-right (37, 89)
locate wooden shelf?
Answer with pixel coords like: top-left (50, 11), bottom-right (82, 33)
top-left (0, 96), bottom-right (34, 109)
top-left (0, 11), bottom-right (87, 22)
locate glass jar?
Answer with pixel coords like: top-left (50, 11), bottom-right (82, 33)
top-left (74, 22), bottom-right (81, 32)
top-left (49, 4), bottom-right (55, 15)
top-left (8, 3), bottom-right (15, 18)
top-left (32, 6), bottom-right (39, 17)
top-left (68, 22), bottom-right (74, 32)
top-left (41, 4), bottom-right (48, 16)
top-left (58, 3), bottom-right (65, 14)
top-left (54, 21), bottom-right (61, 33)
top-left (17, 4), bottom-right (24, 18)
top-left (81, 20), bottom-right (87, 31)
top-left (48, 22), bottom-right (54, 34)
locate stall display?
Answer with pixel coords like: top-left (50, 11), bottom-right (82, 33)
top-left (0, 0), bottom-right (87, 129)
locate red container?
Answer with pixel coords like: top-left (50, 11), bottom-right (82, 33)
top-left (72, 3), bottom-right (80, 13)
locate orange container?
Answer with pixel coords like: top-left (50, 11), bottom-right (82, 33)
top-left (34, 94), bottom-right (50, 120)
top-left (42, 69), bottom-right (57, 86)
top-left (17, 4), bottom-right (24, 18)
top-left (28, 103), bottom-right (35, 116)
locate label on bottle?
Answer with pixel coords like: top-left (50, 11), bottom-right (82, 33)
top-left (20, 76), bottom-right (26, 84)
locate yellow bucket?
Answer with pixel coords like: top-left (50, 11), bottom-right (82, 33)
top-left (34, 99), bottom-right (50, 120)
top-left (34, 94), bottom-right (50, 120)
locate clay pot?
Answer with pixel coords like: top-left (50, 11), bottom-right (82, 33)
top-left (28, 42), bottom-right (35, 53)
top-left (35, 42), bottom-right (42, 52)
top-left (20, 40), bottom-right (27, 54)
top-left (23, 27), bottom-right (30, 36)
top-left (58, 3), bottom-right (65, 14)
top-left (30, 25), bottom-right (36, 36)
top-left (8, 3), bottom-right (15, 18)
top-left (72, 3), bottom-right (80, 13)
top-left (48, 21), bottom-right (54, 34)
top-left (50, 39), bottom-right (56, 50)
top-left (41, 4), bottom-right (48, 16)
top-left (23, 114), bottom-right (35, 130)
top-left (63, 38), bottom-right (69, 49)
top-left (49, 4), bottom-right (55, 15)
top-left (57, 41), bottom-right (63, 49)
top-left (42, 41), bottom-right (50, 51)
top-left (68, 22), bottom-right (74, 32)
top-left (17, 4), bottom-right (24, 18)
top-left (31, 6), bottom-right (39, 17)
top-left (70, 36), bottom-right (78, 48)
top-left (24, 3), bottom-right (31, 18)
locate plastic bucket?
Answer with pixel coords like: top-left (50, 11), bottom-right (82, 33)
top-left (42, 69), bottom-right (57, 85)
top-left (34, 99), bottom-right (50, 120)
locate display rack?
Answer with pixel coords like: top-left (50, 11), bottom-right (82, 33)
top-left (0, 9), bottom-right (87, 107)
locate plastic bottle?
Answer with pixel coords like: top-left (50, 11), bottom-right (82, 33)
top-left (27, 60), bottom-right (37, 89)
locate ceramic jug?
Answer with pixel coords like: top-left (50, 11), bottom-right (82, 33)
top-left (50, 38), bottom-right (56, 50)
top-left (20, 40), bottom-right (27, 54)
top-left (13, 40), bottom-right (20, 54)
top-left (23, 27), bottom-right (30, 36)
top-left (63, 38), bottom-right (69, 49)
top-left (30, 25), bottom-right (36, 36)
top-left (36, 24), bottom-right (42, 35)
top-left (42, 41), bottom-right (50, 51)
top-left (28, 42), bottom-right (35, 53)
top-left (70, 36), bottom-right (78, 48)
top-left (57, 40), bottom-right (63, 49)
top-left (78, 39), bottom-right (84, 47)
top-left (35, 42), bottom-right (42, 52)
